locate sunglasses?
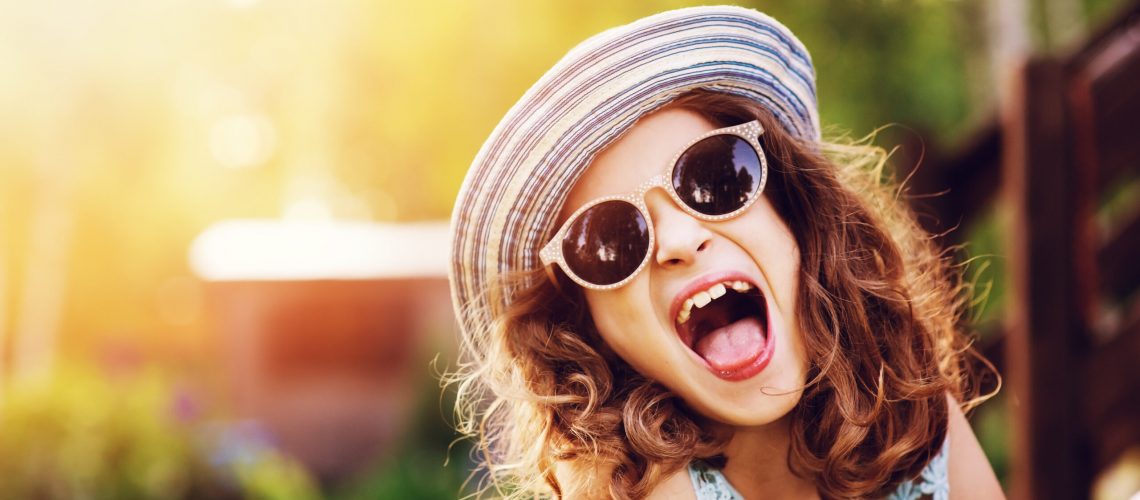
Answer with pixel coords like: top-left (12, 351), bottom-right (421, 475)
top-left (539, 120), bottom-right (767, 290)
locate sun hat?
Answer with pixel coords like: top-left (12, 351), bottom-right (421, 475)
top-left (449, 5), bottom-right (820, 331)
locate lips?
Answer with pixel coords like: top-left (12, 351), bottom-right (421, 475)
top-left (670, 272), bottom-right (776, 381)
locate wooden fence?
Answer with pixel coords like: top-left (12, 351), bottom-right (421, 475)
top-left (907, 3), bottom-right (1140, 498)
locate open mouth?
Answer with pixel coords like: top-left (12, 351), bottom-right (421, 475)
top-left (674, 280), bottom-right (773, 380)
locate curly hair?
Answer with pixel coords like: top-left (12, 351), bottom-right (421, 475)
top-left (447, 89), bottom-right (994, 499)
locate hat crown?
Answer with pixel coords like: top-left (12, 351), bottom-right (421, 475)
top-left (450, 6), bottom-right (818, 328)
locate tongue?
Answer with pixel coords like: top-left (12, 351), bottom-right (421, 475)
top-left (693, 316), bottom-right (767, 371)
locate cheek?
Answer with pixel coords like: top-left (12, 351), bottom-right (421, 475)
top-left (725, 200), bottom-right (809, 370)
top-left (584, 288), bottom-right (636, 340)
top-left (727, 200), bottom-right (801, 306)
top-left (583, 283), bottom-right (661, 357)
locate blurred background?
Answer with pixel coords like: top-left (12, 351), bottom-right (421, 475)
top-left (0, 0), bottom-right (1138, 498)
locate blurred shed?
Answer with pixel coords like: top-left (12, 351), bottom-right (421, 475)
top-left (189, 220), bottom-right (454, 484)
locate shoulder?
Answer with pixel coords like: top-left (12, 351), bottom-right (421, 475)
top-left (553, 459), bottom-right (614, 499)
top-left (645, 465), bottom-right (698, 500)
top-left (945, 393), bottom-right (1005, 499)
top-left (555, 458), bottom-right (700, 499)
top-left (888, 393), bottom-right (1004, 500)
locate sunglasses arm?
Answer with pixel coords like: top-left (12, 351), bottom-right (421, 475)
top-left (542, 263), bottom-right (565, 293)
top-left (538, 240), bottom-right (566, 292)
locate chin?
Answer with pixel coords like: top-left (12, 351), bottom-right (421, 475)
top-left (693, 385), bottom-right (803, 427)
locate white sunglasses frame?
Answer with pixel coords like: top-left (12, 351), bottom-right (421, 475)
top-left (539, 119), bottom-right (767, 290)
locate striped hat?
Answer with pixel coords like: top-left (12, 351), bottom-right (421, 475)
top-left (449, 5), bottom-right (819, 330)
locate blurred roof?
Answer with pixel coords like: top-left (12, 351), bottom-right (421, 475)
top-left (189, 219), bottom-right (450, 281)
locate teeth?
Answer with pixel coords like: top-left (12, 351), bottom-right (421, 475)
top-left (676, 280), bottom-right (756, 325)
top-left (693, 291), bottom-right (712, 308)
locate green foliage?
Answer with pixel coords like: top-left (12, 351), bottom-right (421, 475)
top-left (0, 368), bottom-right (320, 500)
top-left (234, 455), bottom-right (322, 500)
top-left (329, 378), bottom-right (472, 500)
top-left (962, 208), bottom-right (1008, 332)
top-left (0, 370), bottom-right (201, 499)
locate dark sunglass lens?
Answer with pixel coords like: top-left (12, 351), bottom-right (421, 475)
top-left (672, 134), bottom-right (763, 215)
top-left (562, 200), bottom-right (649, 286)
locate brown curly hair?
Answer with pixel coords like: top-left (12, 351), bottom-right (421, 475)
top-left (448, 89), bottom-right (994, 499)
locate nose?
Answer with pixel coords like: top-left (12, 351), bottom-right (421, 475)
top-left (646, 190), bottom-right (712, 268)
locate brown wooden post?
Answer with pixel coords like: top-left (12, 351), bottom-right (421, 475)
top-left (1003, 56), bottom-right (1095, 500)
top-left (1071, 2), bottom-right (1140, 475)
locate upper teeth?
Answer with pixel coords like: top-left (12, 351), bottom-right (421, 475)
top-left (676, 280), bottom-right (754, 325)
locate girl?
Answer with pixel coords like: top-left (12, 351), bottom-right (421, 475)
top-left (448, 6), bottom-right (1002, 499)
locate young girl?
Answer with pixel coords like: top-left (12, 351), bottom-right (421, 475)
top-left (448, 6), bottom-right (1002, 499)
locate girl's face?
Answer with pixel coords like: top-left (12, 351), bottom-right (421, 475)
top-left (562, 107), bottom-right (808, 426)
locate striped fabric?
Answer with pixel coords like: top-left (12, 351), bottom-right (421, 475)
top-left (449, 6), bottom-right (819, 330)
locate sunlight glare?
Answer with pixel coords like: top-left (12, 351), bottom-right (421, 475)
top-left (208, 114), bottom-right (277, 169)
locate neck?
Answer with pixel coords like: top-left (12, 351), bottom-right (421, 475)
top-left (720, 417), bottom-right (819, 499)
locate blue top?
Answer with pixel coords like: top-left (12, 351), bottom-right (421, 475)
top-left (687, 437), bottom-right (949, 500)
